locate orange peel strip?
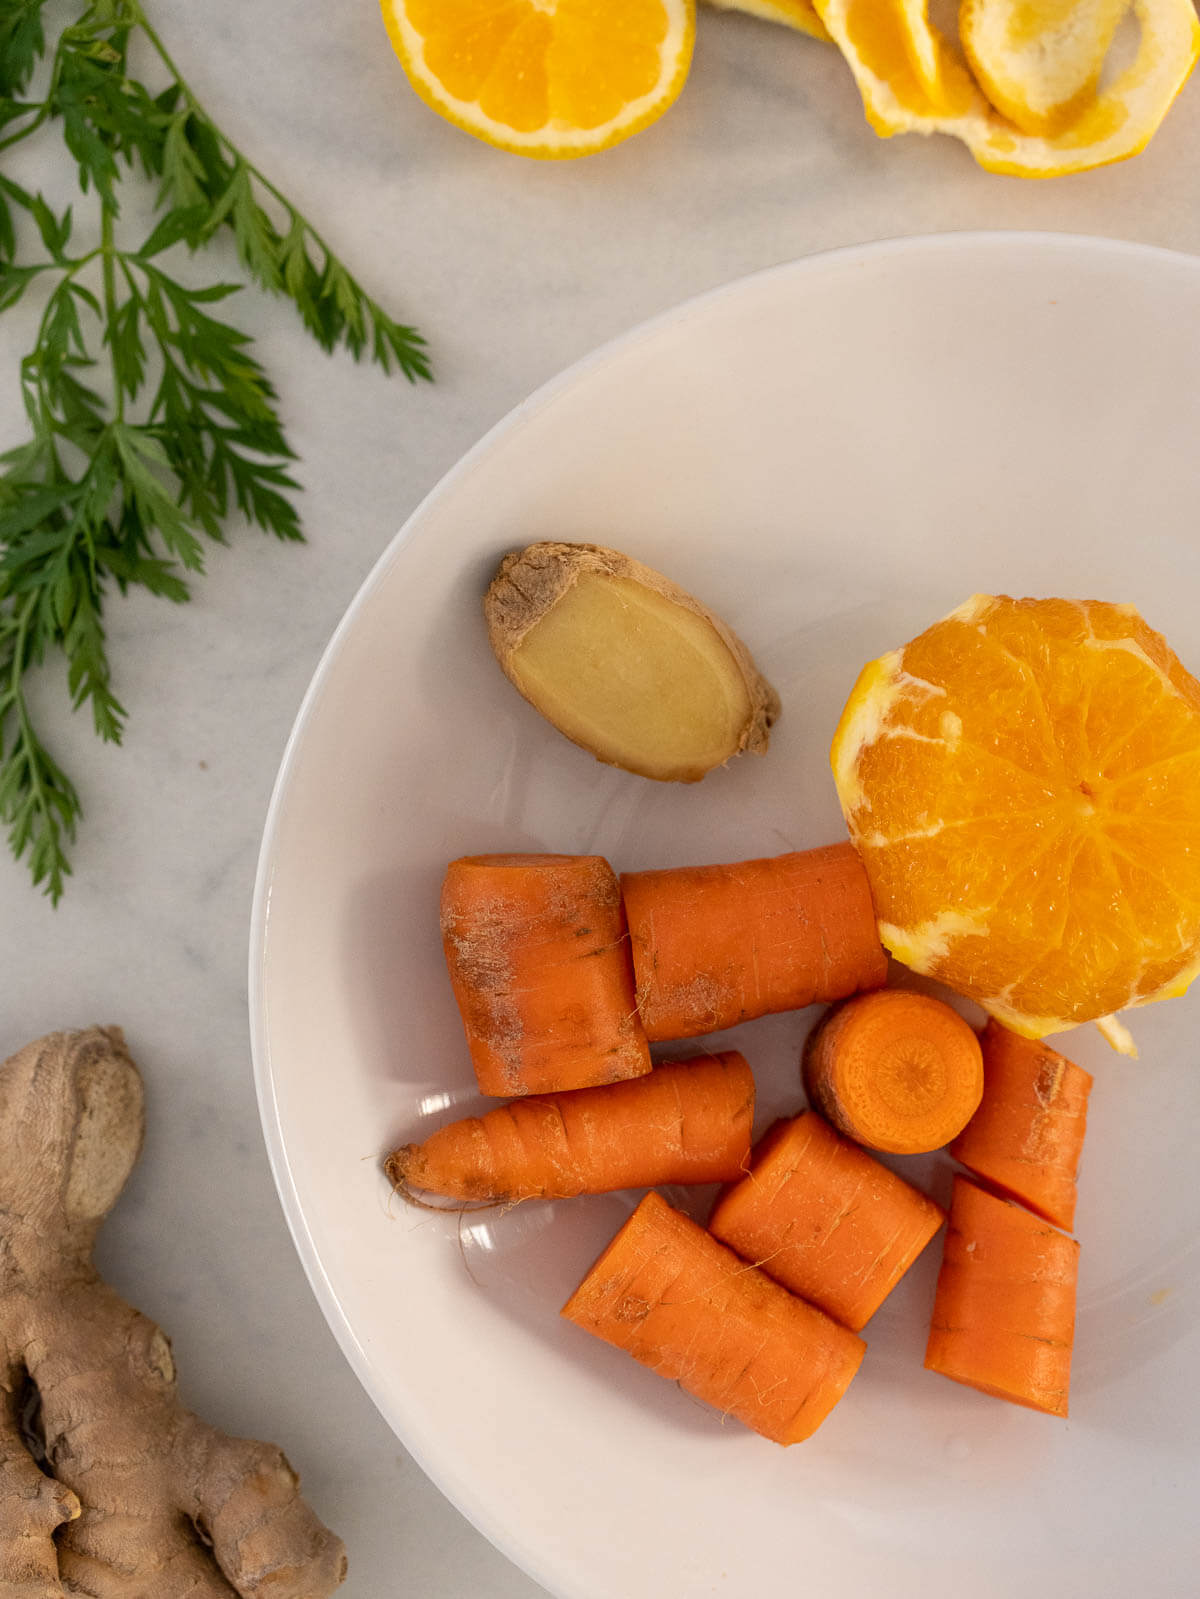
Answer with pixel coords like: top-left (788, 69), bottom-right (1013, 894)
top-left (813, 0), bottom-right (1200, 177)
top-left (961, 0), bottom-right (1133, 136)
top-left (704, 0), bottom-right (830, 43)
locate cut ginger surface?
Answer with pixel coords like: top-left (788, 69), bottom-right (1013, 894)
top-left (832, 595), bottom-right (1200, 1043)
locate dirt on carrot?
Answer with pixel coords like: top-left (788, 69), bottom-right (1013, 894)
top-left (924, 1175), bottom-right (1079, 1417)
top-left (562, 1191), bottom-right (865, 1445)
top-left (708, 1110), bottom-right (944, 1331)
top-left (950, 1020), bottom-right (1093, 1232)
top-left (440, 853), bottom-right (650, 1097)
top-left (385, 1051), bottom-right (755, 1204)
top-left (803, 988), bottom-right (983, 1154)
top-left (620, 844), bottom-right (887, 1042)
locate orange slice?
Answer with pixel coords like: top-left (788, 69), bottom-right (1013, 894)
top-left (380, 0), bottom-right (695, 159)
top-left (704, 0), bottom-right (830, 43)
top-left (831, 596), bottom-right (1200, 1045)
top-left (813, 0), bottom-right (1200, 176)
top-left (960, 0), bottom-right (1132, 135)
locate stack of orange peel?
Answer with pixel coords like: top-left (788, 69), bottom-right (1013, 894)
top-left (811, 0), bottom-right (1200, 176)
top-left (381, 0), bottom-right (1200, 175)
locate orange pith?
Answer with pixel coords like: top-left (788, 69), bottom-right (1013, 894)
top-left (832, 595), bottom-right (1200, 1038)
top-left (812, 0), bottom-right (1200, 179)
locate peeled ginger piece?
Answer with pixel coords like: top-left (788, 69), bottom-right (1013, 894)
top-left (484, 542), bottom-right (780, 782)
top-left (961, 0), bottom-right (1133, 135)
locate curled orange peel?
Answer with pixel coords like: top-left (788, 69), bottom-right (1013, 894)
top-left (813, 0), bottom-right (1200, 177)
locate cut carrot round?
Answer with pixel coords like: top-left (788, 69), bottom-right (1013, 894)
top-left (441, 853), bottom-right (650, 1096)
top-left (562, 1191), bottom-right (865, 1445)
top-left (385, 1051), bottom-right (755, 1203)
top-left (925, 1175), bottom-right (1079, 1417)
top-left (803, 989), bottom-right (983, 1154)
top-left (621, 843), bottom-right (887, 1042)
top-left (708, 1110), bottom-right (944, 1330)
top-left (950, 1020), bottom-right (1093, 1232)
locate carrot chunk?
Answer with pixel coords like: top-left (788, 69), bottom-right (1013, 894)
top-left (950, 1020), bottom-right (1093, 1232)
top-left (440, 853), bottom-right (650, 1096)
top-left (924, 1176), bottom-right (1079, 1418)
top-left (708, 1111), bottom-right (944, 1330)
top-left (620, 844), bottom-right (887, 1042)
top-left (803, 989), bottom-right (983, 1154)
top-left (562, 1191), bottom-right (865, 1445)
top-left (386, 1051), bottom-right (755, 1203)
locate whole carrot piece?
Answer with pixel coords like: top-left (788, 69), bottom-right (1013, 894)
top-left (803, 989), bottom-right (983, 1154)
top-left (925, 1176), bottom-right (1079, 1418)
top-left (385, 1051), bottom-right (755, 1203)
top-left (708, 1111), bottom-right (944, 1330)
top-left (950, 1020), bottom-right (1093, 1232)
top-left (620, 843), bottom-right (887, 1042)
top-left (441, 853), bottom-right (650, 1096)
top-left (562, 1191), bottom-right (865, 1446)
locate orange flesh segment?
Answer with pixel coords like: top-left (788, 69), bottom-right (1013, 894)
top-left (832, 596), bottom-right (1200, 1037)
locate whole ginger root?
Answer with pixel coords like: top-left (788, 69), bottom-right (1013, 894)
top-left (0, 1027), bottom-right (347, 1598)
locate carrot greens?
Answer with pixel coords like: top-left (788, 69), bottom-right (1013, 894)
top-left (0, 0), bottom-right (430, 900)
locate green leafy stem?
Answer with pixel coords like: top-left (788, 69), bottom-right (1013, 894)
top-left (0, 0), bottom-right (430, 900)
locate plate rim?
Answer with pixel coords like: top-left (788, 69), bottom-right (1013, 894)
top-left (247, 228), bottom-right (1200, 1599)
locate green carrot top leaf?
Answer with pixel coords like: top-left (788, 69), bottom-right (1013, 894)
top-left (0, 0), bottom-right (430, 901)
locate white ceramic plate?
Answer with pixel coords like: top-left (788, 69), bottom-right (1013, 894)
top-left (250, 233), bottom-right (1200, 1599)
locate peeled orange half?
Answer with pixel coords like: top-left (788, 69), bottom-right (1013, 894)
top-left (832, 597), bottom-right (1200, 1047)
top-left (380, 0), bottom-right (695, 158)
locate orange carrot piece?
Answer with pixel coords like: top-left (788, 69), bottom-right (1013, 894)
top-left (802, 989), bottom-right (983, 1154)
top-left (385, 1051), bottom-right (755, 1203)
top-left (924, 1176), bottom-right (1079, 1418)
top-left (620, 844), bottom-right (887, 1042)
top-left (441, 853), bottom-right (650, 1096)
top-left (561, 1191), bottom-right (865, 1446)
top-left (708, 1110), bottom-right (944, 1331)
top-left (950, 1020), bottom-right (1093, 1232)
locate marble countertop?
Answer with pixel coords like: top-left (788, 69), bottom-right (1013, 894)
top-left (4, 5), bottom-right (1200, 1595)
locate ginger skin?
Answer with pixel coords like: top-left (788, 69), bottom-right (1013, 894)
top-left (0, 1028), bottom-right (347, 1599)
